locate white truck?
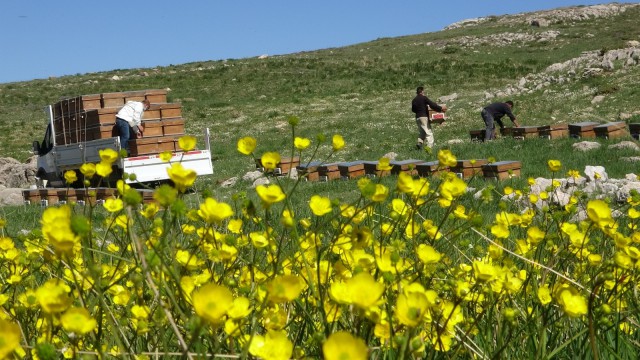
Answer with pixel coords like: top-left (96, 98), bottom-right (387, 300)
top-left (33, 105), bottom-right (214, 188)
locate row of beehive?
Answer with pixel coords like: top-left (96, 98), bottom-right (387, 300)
top-left (22, 187), bottom-right (155, 206)
top-left (257, 157), bottom-right (522, 182)
top-left (472, 121), bottom-right (636, 141)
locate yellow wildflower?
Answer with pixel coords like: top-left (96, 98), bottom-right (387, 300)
top-left (0, 319), bottom-right (21, 359)
top-left (547, 159), bottom-right (562, 172)
top-left (96, 161), bottom-right (113, 177)
top-left (192, 283), bottom-right (234, 325)
top-left (256, 184), bottom-right (286, 206)
top-left (323, 331), bottom-right (368, 360)
top-left (332, 134), bottom-right (345, 151)
top-left (267, 275), bottom-right (305, 303)
top-left (198, 197), bottom-right (234, 224)
top-left (178, 135), bottom-right (197, 151)
top-left (99, 148), bottom-right (119, 164)
top-left (61, 307), bottom-right (97, 336)
top-left (309, 195), bottom-right (332, 216)
top-left (64, 170), bottom-right (77, 185)
top-left (167, 163), bottom-right (197, 192)
top-left (294, 137), bottom-right (311, 150)
top-left (237, 136), bottom-right (257, 155)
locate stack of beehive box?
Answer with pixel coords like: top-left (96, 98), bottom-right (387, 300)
top-left (52, 89), bottom-right (187, 156)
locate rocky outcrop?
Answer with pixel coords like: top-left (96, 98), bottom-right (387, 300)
top-left (445, 3), bottom-right (638, 30)
top-left (486, 46), bottom-right (640, 99)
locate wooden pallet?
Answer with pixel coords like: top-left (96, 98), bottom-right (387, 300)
top-left (481, 161), bottom-right (522, 180)
top-left (450, 159), bottom-right (488, 179)
top-left (538, 124), bottom-right (569, 139)
top-left (594, 122), bottom-right (628, 139)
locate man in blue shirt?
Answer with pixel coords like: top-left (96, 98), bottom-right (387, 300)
top-left (481, 101), bottom-right (520, 140)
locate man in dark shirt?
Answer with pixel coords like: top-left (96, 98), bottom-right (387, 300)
top-left (480, 101), bottom-right (520, 140)
top-left (412, 86), bottom-right (447, 150)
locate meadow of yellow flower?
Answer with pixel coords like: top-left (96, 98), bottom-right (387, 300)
top-left (0, 132), bottom-right (639, 359)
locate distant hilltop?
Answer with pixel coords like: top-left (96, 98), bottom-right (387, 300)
top-left (445, 3), bottom-right (639, 30)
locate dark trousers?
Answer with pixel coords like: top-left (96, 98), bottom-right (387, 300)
top-left (480, 109), bottom-right (504, 140)
top-left (116, 118), bottom-right (135, 155)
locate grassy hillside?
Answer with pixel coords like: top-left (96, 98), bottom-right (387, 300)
top-left (1, 3), bottom-right (639, 194)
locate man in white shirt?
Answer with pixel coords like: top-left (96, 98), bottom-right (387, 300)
top-left (115, 99), bottom-right (150, 155)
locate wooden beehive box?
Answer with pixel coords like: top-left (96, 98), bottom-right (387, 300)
top-left (39, 189), bottom-right (60, 205)
top-left (96, 108), bottom-right (119, 125)
top-left (568, 121), bottom-right (599, 138)
top-left (129, 136), bottom-right (177, 156)
top-left (89, 123), bottom-right (117, 140)
top-left (75, 188), bottom-right (97, 205)
top-left (512, 126), bottom-right (540, 139)
top-left (538, 124), bottom-right (569, 139)
top-left (482, 161), bottom-right (522, 180)
top-left (162, 118), bottom-right (185, 136)
top-left (450, 159), bottom-right (488, 179)
top-left (22, 189), bottom-right (41, 205)
top-left (391, 159), bottom-right (424, 176)
top-left (159, 103), bottom-right (182, 119)
top-left (137, 189), bottom-right (156, 204)
top-left (101, 92), bottom-right (126, 108)
top-left (500, 127), bottom-right (513, 137)
top-left (297, 161), bottom-right (323, 182)
top-left (362, 161), bottom-right (391, 177)
top-left (630, 123), bottom-right (640, 140)
top-left (122, 90), bottom-right (147, 103)
top-left (338, 161), bottom-right (366, 180)
top-left (470, 129), bottom-right (486, 142)
top-left (276, 156), bottom-right (300, 175)
top-left (416, 161), bottom-right (449, 177)
top-left (56, 189), bottom-right (77, 203)
top-left (318, 163), bottom-right (341, 181)
top-left (143, 105), bottom-right (162, 120)
top-left (144, 89), bottom-right (168, 104)
top-left (142, 120), bottom-right (164, 137)
top-left (594, 122), bottom-right (627, 139)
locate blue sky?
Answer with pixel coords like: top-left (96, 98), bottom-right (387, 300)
top-left (1, 1), bottom-right (636, 84)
